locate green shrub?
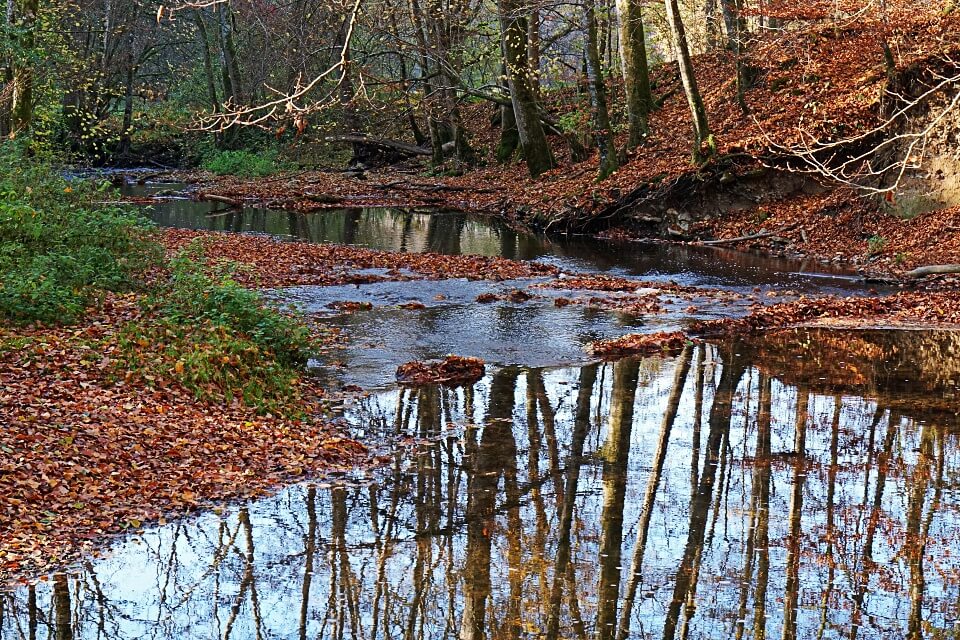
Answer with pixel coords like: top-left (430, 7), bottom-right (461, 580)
top-left (0, 145), bottom-right (157, 324)
top-left (203, 149), bottom-right (280, 177)
top-left (867, 234), bottom-right (887, 256)
top-left (116, 243), bottom-right (316, 412)
top-left (0, 143), bottom-right (317, 413)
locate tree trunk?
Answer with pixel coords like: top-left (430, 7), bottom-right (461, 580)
top-left (616, 0), bottom-right (653, 147)
top-left (719, 0), bottom-right (746, 51)
top-left (664, 0), bottom-right (713, 162)
top-left (496, 98), bottom-right (520, 163)
top-left (1, 0), bottom-right (13, 136)
top-left (116, 33), bottom-right (135, 159)
top-left (704, 0), bottom-right (720, 48)
top-left (499, 0), bottom-right (555, 178)
top-left (10, 0), bottom-right (37, 133)
top-left (585, 0), bottom-right (618, 179)
top-left (407, 0), bottom-right (444, 163)
top-left (217, 3), bottom-right (241, 105)
top-left (528, 9), bottom-right (541, 95)
top-left (719, 0), bottom-right (748, 112)
top-left (194, 10), bottom-right (220, 112)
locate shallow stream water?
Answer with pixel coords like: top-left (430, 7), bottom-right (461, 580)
top-left (130, 189), bottom-right (879, 389)
top-left (4, 328), bottom-right (960, 639)
top-left (3, 186), bottom-right (957, 639)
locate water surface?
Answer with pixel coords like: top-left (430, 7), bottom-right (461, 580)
top-left (128, 184), bottom-right (867, 295)
top-left (5, 328), bottom-right (960, 639)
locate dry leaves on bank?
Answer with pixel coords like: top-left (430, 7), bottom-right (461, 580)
top-left (0, 296), bottom-right (366, 586)
top-left (162, 228), bottom-right (558, 288)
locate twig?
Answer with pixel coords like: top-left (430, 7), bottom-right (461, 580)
top-left (698, 231), bottom-right (777, 245)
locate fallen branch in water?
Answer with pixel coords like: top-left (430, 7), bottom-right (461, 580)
top-left (903, 264), bottom-right (960, 279)
top-left (201, 193), bottom-right (242, 207)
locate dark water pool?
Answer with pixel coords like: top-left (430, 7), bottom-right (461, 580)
top-left (126, 183), bottom-right (868, 296)
top-left (5, 328), bottom-right (960, 639)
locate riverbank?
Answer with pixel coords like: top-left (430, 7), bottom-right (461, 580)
top-left (0, 290), bottom-right (366, 584)
top-left (131, 4), bottom-right (960, 284)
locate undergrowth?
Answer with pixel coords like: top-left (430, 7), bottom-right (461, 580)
top-left (114, 243), bottom-right (316, 414)
top-left (1, 142), bottom-right (319, 414)
top-left (0, 145), bottom-right (157, 324)
top-left (202, 149), bottom-right (282, 177)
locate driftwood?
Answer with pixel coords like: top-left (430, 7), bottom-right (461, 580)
top-left (904, 264), bottom-right (960, 278)
top-left (373, 181), bottom-right (496, 194)
top-left (699, 231), bottom-right (776, 245)
top-left (698, 226), bottom-right (801, 246)
top-left (201, 194), bottom-right (241, 207)
top-left (325, 135), bottom-right (431, 157)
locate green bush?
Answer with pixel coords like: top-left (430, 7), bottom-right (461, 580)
top-left (0, 143), bottom-right (317, 413)
top-left (116, 243), bottom-right (316, 412)
top-left (202, 149), bottom-right (281, 177)
top-left (0, 145), bottom-right (157, 324)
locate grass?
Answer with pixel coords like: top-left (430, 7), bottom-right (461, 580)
top-left (202, 149), bottom-right (282, 177)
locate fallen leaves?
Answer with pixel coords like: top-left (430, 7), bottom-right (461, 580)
top-left (694, 289), bottom-right (960, 334)
top-left (0, 295), bottom-right (366, 586)
top-left (396, 355), bottom-right (486, 387)
top-left (588, 331), bottom-right (694, 357)
top-left (162, 228), bottom-right (559, 287)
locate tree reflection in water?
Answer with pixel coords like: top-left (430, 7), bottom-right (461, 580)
top-left (4, 329), bottom-right (960, 640)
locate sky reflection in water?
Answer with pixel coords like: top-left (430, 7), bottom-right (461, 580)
top-left (4, 328), bottom-right (960, 640)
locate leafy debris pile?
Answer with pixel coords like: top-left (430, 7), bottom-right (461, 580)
top-left (588, 331), bottom-right (694, 358)
top-left (163, 228), bottom-right (559, 287)
top-left (696, 289), bottom-right (960, 333)
top-left (396, 355), bottom-right (486, 387)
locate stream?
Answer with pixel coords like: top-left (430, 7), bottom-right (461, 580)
top-left (3, 190), bottom-right (958, 639)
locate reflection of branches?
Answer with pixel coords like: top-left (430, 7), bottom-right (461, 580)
top-left (546, 365), bottom-right (598, 640)
top-left (222, 508), bottom-right (265, 640)
top-left (597, 359), bottom-right (641, 640)
top-left (734, 374), bottom-right (771, 640)
top-left (164, 519), bottom-right (242, 616)
top-left (814, 395), bottom-right (842, 639)
top-left (782, 385), bottom-right (809, 640)
top-left (618, 347), bottom-right (693, 640)
top-left (849, 408), bottom-right (896, 639)
top-left (299, 486), bottom-right (317, 640)
top-left (662, 352), bottom-right (745, 640)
